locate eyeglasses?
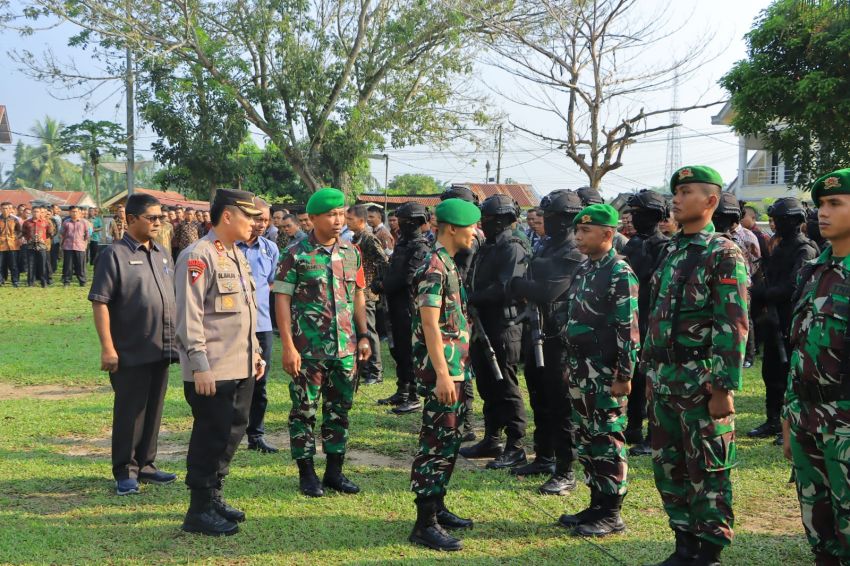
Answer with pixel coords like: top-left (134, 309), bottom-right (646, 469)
top-left (141, 214), bottom-right (166, 223)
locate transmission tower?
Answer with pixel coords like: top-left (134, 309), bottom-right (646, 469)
top-left (664, 74), bottom-right (682, 185)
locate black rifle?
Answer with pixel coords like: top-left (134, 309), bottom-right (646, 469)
top-left (469, 306), bottom-right (503, 381)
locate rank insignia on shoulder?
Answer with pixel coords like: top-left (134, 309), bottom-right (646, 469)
top-left (187, 259), bottom-right (206, 285)
top-left (214, 240), bottom-right (225, 255)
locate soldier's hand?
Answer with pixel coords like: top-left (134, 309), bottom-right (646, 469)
top-left (357, 338), bottom-right (372, 362)
top-left (435, 375), bottom-right (457, 405)
top-left (282, 346), bottom-right (301, 377)
top-left (100, 348), bottom-right (119, 373)
top-left (611, 379), bottom-right (631, 397)
top-left (782, 419), bottom-right (792, 461)
top-left (194, 371), bottom-right (216, 396)
top-left (707, 387), bottom-right (735, 419)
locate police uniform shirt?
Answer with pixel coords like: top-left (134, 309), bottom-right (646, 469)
top-left (237, 235), bottom-right (279, 333)
top-left (88, 233), bottom-right (178, 366)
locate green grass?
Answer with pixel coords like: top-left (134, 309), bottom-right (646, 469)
top-left (0, 280), bottom-right (811, 564)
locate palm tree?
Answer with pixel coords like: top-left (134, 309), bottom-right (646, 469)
top-left (29, 116), bottom-right (69, 189)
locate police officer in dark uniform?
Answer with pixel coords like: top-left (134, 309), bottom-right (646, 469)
top-left (620, 189), bottom-right (670, 457)
top-left (373, 202), bottom-right (431, 414)
top-left (510, 190), bottom-right (586, 494)
top-left (577, 186), bottom-right (629, 253)
top-left (749, 197), bottom-right (819, 440)
top-left (806, 207), bottom-right (827, 250)
top-left (460, 195), bottom-right (529, 469)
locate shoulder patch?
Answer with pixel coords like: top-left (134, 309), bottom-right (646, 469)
top-left (718, 277), bottom-right (738, 285)
top-left (187, 259), bottom-right (206, 285)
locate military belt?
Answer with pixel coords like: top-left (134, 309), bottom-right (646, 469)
top-left (793, 380), bottom-right (850, 404)
top-left (649, 344), bottom-right (712, 364)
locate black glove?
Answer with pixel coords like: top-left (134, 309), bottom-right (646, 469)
top-left (370, 280), bottom-right (383, 295)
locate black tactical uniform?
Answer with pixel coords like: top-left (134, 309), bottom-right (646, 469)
top-left (620, 190), bottom-right (670, 455)
top-left (510, 190), bottom-right (586, 495)
top-left (372, 202), bottom-right (431, 414)
top-left (749, 197), bottom-right (819, 439)
top-left (461, 195), bottom-right (529, 469)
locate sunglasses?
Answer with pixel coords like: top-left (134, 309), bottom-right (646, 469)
top-left (140, 214), bottom-right (166, 223)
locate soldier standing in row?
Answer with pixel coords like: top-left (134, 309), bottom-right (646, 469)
top-left (373, 202), bottom-right (432, 414)
top-left (408, 198), bottom-right (480, 552)
top-left (577, 187), bottom-right (629, 253)
top-left (510, 190), bottom-right (586, 495)
top-left (557, 204), bottom-right (639, 537)
top-left (461, 195), bottom-right (528, 469)
top-left (175, 189), bottom-right (265, 536)
top-left (748, 198), bottom-right (819, 441)
top-left (621, 190), bottom-right (670, 457)
top-left (783, 168), bottom-right (850, 566)
top-left (643, 166), bottom-right (748, 566)
top-left (275, 188), bottom-right (372, 498)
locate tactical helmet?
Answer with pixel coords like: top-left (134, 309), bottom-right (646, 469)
top-left (480, 194), bottom-right (519, 220)
top-left (767, 197), bottom-right (806, 219)
top-left (714, 192), bottom-right (742, 220)
top-left (540, 190), bottom-right (583, 215)
top-left (395, 201), bottom-right (429, 220)
top-left (577, 186), bottom-right (604, 205)
top-left (441, 185), bottom-right (479, 204)
top-left (627, 189), bottom-right (668, 215)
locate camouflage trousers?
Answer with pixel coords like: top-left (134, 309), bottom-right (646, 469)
top-left (650, 391), bottom-right (736, 547)
top-left (288, 356), bottom-right (356, 460)
top-left (410, 381), bottom-right (468, 498)
top-left (789, 423), bottom-right (850, 563)
top-left (565, 356), bottom-right (628, 496)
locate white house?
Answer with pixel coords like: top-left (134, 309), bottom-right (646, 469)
top-left (711, 101), bottom-right (808, 202)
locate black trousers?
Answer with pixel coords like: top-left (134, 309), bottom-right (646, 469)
top-left (388, 295), bottom-right (415, 395)
top-left (761, 335), bottom-right (791, 422)
top-left (50, 243), bottom-right (60, 274)
top-left (17, 246), bottom-right (27, 276)
top-left (247, 331), bottom-right (273, 438)
top-left (626, 367), bottom-right (648, 438)
top-left (0, 250), bottom-right (19, 284)
top-left (523, 336), bottom-right (574, 463)
top-left (360, 299), bottom-right (382, 379)
top-left (26, 249), bottom-right (48, 286)
top-left (470, 323), bottom-right (527, 446)
top-left (88, 241), bottom-right (99, 266)
top-left (62, 250), bottom-right (86, 285)
top-left (109, 361), bottom-right (170, 480)
top-left (184, 377), bottom-right (254, 489)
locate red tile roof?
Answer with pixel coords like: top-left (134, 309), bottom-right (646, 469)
top-left (356, 194), bottom-right (442, 207)
top-left (102, 188), bottom-right (210, 211)
top-left (46, 191), bottom-right (94, 206)
top-left (0, 188), bottom-right (95, 208)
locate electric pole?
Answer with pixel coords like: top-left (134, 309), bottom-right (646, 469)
top-left (125, 46), bottom-right (135, 196)
top-left (496, 124), bottom-right (503, 184)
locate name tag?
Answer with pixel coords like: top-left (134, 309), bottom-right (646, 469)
top-left (129, 260), bottom-right (143, 265)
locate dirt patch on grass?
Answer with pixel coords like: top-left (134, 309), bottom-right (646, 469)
top-left (739, 500), bottom-right (803, 536)
top-left (0, 383), bottom-right (109, 401)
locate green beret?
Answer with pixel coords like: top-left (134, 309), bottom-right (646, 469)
top-left (811, 168), bottom-right (850, 203)
top-left (574, 204), bottom-right (619, 228)
top-left (305, 187), bottom-right (346, 215)
top-left (669, 165), bottom-right (724, 194)
top-left (435, 198), bottom-right (481, 227)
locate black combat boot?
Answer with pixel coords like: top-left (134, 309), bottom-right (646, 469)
top-left (510, 455), bottom-right (556, 476)
top-left (377, 390), bottom-right (407, 406)
top-left (461, 419), bottom-right (476, 442)
top-left (322, 453), bottom-right (360, 494)
top-left (747, 418), bottom-right (780, 438)
top-left (539, 459), bottom-right (577, 495)
top-left (296, 458), bottom-right (324, 497)
top-left (558, 487), bottom-right (601, 528)
top-left (212, 478), bottom-right (245, 523)
top-left (624, 428), bottom-right (643, 445)
top-left (694, 540), bottom-right (723, 566)
top-left (459, 434), bottom-right (503, 459)
top-left (653, 529), bottom-right (700, 565)
top-left (629, 440), bottom-right (652, 456)
top-left (573, 493), bottom-right (626, 537)
top-left (391, 387), bottom-right (422, 414)
top-left (409, 496), bottom-right (463, 551)
top-left (486, 441), bottom-right (527, 470)
top-left (436, 494), bottom-right (474, 529)
top-left (182, 488), bottom-right (239, 536)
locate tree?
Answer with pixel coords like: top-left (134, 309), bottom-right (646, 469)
top-left (720, 0), bottom-right (850, 189)
top-left (387, 173), bottom-right (444, 195)
top-left (58, 120), bottom-right (126, 207)
top-left (16, 0), bottom-right (496, 193)
top-left (474, 0), bottom-right (722, 188)
top-left (28, 116), bottom-right (71, 188)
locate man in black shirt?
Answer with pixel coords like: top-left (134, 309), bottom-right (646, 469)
top-left (89, 193), bottom-right (179, 496)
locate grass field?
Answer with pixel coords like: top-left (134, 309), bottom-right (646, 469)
top-left (0, 279), bottom-right (811, 565)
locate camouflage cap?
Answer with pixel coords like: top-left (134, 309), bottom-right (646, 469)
top-left (435, 198), bottom-right (481, 227)
top-left (306, 187), bottom-right (346, 215)
top-left (669, 165), bottom-right (724, 194)
top-left (811, 168), bottom-right (850, 204)
top-left (574, 204), bottom-right (619, 228)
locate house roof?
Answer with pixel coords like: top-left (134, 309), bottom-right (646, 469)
top-left (0, 188), bottom-right (95, 208)
top-left (102, 188), bottom-right (210, 211)
top-left (356, 194), bottom-right (443, 208)
top-left (0, 106), bottom-right (11, 144)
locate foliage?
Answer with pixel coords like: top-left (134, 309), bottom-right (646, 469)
top-left (720, 0), bottom-right (850, 189)
top-left (3, 116), bottom-right (82, 190)
top-left (387, 173), bottom-right (445, 195)
top-left (58, 119), bottom-right (126, 206)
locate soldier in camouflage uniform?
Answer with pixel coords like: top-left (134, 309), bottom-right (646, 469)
top-left (643, 166), bottom-right (749, 566)
top-left (556, 204), bottom-right (639, 537)
top-left (408, 198), bottom-right (481, 552)
top-left (274, 188), bottom-right (372, 498)
top-left (783, 168), bottom-right (850, 566)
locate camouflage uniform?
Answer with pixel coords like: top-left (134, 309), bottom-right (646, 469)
top-left (785, 250), bottom-right (850, 564)
top-left (274, 232), bottom-right (365, 460)
top-left (642, 221), bottom-right (749, 547)
top-left (562, 248), bottom-right (639, 496)
top-left (410, 245), bottom-right (471, 497)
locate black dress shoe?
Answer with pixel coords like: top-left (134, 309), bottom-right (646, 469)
top-left (511, 456), bottom-right (556, 476)
top-left (485, 447), bottom-right (527, 470)
top-left (138, 470), bottom-right (177, 484)
top-left (459, 437), bottom-right (503, 459)
top-left (539, 471), bottom-right (577, 495)
top-left (297, 458), bottom-right (324, 497)
top-left (747, 420), bottom-right (780, 438)
top-left (391, 398), bottom-right (422, 414)
top-left (247, 436), bottom-right (279, 454)
top-left (377, 391), bottom-right (406, 406)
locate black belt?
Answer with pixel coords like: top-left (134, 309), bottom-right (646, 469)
top-left (649, 345), bottom-right (712, 364)
top-left (793, 380), bottom-right (850, 404)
